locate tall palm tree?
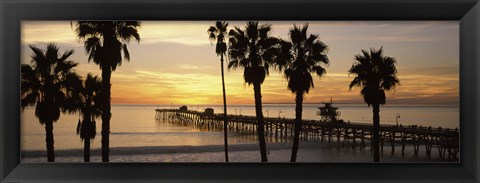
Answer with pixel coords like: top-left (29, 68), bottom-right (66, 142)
top-left (277, 24), bottom-right (329, 162)
top-left (208, 21), bottom-right (230, 162)
top-left (64, 74), bottom-right (102, 162)
top-left (348, 47), bottom-right (399, 162)
top-left (75, 21), bottom-right (140, 162)
top-left (228, 21), bottom-right (280, 162)
top-left (21, 43), bottom-right (79, 162)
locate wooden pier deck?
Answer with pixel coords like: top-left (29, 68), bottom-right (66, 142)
top-left (155, 108), bottom-right (459, 160)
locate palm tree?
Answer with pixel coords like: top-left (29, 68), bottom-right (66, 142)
top-left (277, 24), bottom-right (329, 162)
top-left (208, 21), bottom-right (230, 162)
top-left (64, 74), bottom-right (102, 162)
top-left (228, 21), bottom-right (280, 162)
top-left (21, 43), bottom-right (79, 162)
top-left (348, 47), bottom-right (399, 162)
top-left (75, 21), bottom-right (140, 162)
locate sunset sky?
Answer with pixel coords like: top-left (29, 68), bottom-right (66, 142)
top-left (21, 21), bottom-right (459, 105)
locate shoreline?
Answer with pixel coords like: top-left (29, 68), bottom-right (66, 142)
top-left (22, 142), bottom-right (340, 157)
top-left (21, 142), bottom-right (456, 163)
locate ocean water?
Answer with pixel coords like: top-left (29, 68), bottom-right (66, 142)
top-left (21, 104), bottom-right (459, 162)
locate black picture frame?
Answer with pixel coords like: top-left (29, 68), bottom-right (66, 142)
top-left (1, 0), bottom-right (478, 182)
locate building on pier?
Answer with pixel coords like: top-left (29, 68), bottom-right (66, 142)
top-left (204, 108), bottom-right (214, 116)
top-left (179, 105), bottom-right (188, 111)
top-left (317, 98), bottom-right (342, 122)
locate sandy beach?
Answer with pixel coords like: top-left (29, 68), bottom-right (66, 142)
top-left (22, 142), bottom-right (453, 163)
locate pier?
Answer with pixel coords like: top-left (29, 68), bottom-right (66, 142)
top-left (155, 108), bottom-right (459, 161)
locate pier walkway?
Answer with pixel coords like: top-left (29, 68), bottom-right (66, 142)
top-left (155, 108), bottom-right (459, 160)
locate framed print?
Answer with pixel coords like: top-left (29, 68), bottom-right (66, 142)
top-left (1, 0), bottom-right (479, 182)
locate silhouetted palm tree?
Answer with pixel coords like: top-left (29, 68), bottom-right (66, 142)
top-left (64, 74), bottom-right (102, 162)
top-left (277, 24), bottom-right (329, 162)
top-left (21, 43), bottom-right (79, 162)
top-left (208, 21), bottom-right (230, 162)
top-left (348, 47), bottom-right (399, 162)
top-left (75, 21), bottom-right (140, 162)
top-left (228, 21), bottom-right (280, 162)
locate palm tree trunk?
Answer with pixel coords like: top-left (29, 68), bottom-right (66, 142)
top-left (84, 138), bottom-right (91, 162)
top-left (290, 91), bottom-right (303, 162)
top-left (372, 103), bottom-right (380, 162)
top-left (101, 67), bottom-right (112, 162)
top-left (253, 82), bottom-right (267, 162)
top-left (83, 114), bottom-right (92, 162)
top-left (45, 121), bottom-right (55, 162)
top-left (220, 53), bottom-right (229, 162)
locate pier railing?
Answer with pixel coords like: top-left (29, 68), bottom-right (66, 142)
top-left (155, 108), bottom-right (459, 161)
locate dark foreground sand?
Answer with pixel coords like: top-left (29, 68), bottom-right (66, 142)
top-left (22, 142), bottom-right (456, 163)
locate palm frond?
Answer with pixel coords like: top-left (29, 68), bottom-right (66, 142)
top-left (227, 21), bottom-right (281, 85)
top-left (29, 45), bottom-right (47, 66)
top-left (55, 60), bottom-right (78, 75)
top-left (122, 44), bottom-right (130, 61)
top-left (75, 21), bottom-right (140, 71)
top-left (117, 26), bottom-right (141, 43)
top-left (75, 22), bottom-right (97, 39)
top-left (22, 43), bottom-right (80, 123)
top-left (58, 49), bottom-right (75, 63)
top-left (348, 47), bottom-right (399, 105)
top-left (279, 24), bottom-right (329, 94)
